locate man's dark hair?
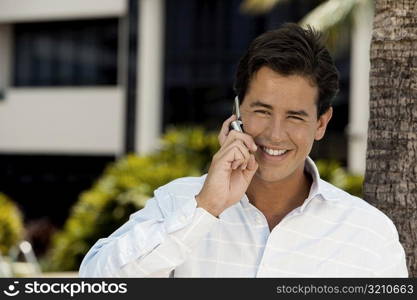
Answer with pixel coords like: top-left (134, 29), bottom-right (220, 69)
top-left (233, 23), bottom-right (339, 117)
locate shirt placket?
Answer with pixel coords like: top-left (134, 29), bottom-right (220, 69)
top-left (255, 207), bottom-right (302, 277)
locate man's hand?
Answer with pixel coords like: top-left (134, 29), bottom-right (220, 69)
top-left (196, 115), bottom-right (258, 217)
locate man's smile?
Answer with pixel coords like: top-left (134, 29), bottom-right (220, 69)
top-left (261, 146), bottom-right (289, 156)
top-left (255, 143), bottom-right (293, 163)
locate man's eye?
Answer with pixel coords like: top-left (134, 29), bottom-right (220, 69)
top-left (254, 110), bottom-right (269, 115)
top-left (289, 116), bottom-right (304, 121)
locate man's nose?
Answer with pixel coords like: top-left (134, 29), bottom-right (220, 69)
top-left (265, 117), bottom-right (287, 142)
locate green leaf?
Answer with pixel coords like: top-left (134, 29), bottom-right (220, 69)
top-left (300, 0), bottom-right (360, 31)
top-left (0, 193), bottom-right (24, 256)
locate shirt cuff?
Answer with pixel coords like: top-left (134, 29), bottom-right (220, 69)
top-left (174, 207), bottom-right (219, 246)
top-left (164, 195), bottom-right (219, 248)
top-left (164, 195), bottom-right (199, 233)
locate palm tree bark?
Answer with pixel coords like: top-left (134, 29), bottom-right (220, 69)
top-left (365, 0), bottom-right (417, 277)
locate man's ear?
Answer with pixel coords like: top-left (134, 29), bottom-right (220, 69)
top-left (315, 107), bottom-right (333, 141)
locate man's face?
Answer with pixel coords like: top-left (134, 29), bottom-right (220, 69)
top-left (240, 66), bottom-right (332, 183)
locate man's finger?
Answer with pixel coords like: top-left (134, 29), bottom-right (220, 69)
top-left (217, 141), bottom-right (250, 166)
top-left (218, 115), bottom-right (237, 146)
top-left (221, 130), bottom-right (257, 153)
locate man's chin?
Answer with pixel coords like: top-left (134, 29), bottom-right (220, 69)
top-left (253, 168), bottom-right (289, 183)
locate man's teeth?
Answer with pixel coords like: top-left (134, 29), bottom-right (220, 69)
top-left (262, 147), bottom-right (288, 156)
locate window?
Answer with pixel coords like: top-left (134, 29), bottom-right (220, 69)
top-left (13, 18), bottom-right (118, 87)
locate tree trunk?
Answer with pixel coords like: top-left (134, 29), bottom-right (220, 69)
top-left (365, 0), bottom-right (417, 277)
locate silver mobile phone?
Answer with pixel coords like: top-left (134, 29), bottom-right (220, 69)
top-left (230, 96), bottom-right (244, 132)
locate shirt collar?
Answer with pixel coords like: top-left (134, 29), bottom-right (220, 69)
top-left (300, 156), bottom-right (324, 212)
top-left (240, 156), bottom-right (328, 211)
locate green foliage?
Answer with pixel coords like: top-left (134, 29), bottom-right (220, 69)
top-left (44, 127), bottom-right (219, 271)
top-left (0, 193), bottom-right (24, 256)
top-left (316, 159), bottom-right (364, 197)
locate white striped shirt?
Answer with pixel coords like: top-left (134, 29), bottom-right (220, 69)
top-left (79, 157), bottom-right (408, 277)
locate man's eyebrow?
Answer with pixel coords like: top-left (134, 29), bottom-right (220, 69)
top-left (249, 100), bottom-right (273, 110)
top-left (249, 101), bottom-right (310, 117)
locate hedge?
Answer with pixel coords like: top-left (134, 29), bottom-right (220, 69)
top-left (0, 193), bottom-right (24, 256)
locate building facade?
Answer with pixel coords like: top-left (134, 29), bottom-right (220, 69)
top-left (0, 0), bottom-right (362, 230)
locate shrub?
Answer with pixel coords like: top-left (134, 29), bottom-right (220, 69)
top-left (316, 159), bottom-right (364, 197)
top-left (0, 193), bottom-right (24, 255)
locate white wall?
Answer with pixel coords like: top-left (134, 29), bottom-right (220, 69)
top-left (0, 0), bottom-right (127, 23)
top-left (0, 88), bottom-right (124, 154)
top-left (136, 0), bottom-right (165, 154)
top-left (0, 24), bottom-right (11, 94)
top-left (347, 1), bottom-right (373, 175)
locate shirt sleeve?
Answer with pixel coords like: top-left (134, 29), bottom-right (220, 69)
top-left (373, 220), bottom-right (408, 277)
top-left (78, 186), bottom-right (218, 277)
top-left (374, 238), bottom-right (408, 277)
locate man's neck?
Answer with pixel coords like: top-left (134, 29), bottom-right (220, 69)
top-left (246, 164), bottom-right (312, 229)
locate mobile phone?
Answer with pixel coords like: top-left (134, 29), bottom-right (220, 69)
top-left (230, 96), bottom-right (244, 132)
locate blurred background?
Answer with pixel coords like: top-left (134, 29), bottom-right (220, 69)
top-left (0, 0), bottom-right (372, 276)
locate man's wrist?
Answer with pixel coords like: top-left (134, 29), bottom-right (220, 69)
top-left (195, 194), bottom-right (222, 218)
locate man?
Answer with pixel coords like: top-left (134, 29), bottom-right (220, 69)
top-left (79, 23), bottom-right (408, 277)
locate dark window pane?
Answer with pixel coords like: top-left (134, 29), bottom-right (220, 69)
top-left (13, 18), bottom-right (118, 87)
